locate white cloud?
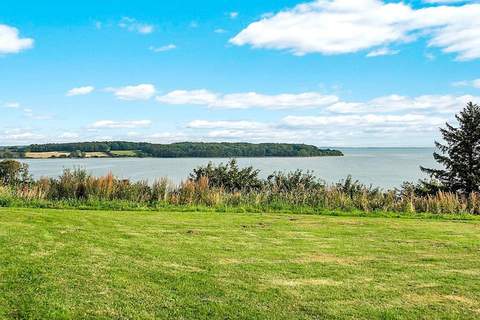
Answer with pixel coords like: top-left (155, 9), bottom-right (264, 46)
top-left (327, 94), bottom-right (479, 114)
top-left (425, 52), bottom-right (436, 61)
top-left (59, 132), bottom-right (80, 139)
top-left (0, 24), bottom-right (34, 54)
top-left (22, 108), bottom-right (53, 120)
top-left (423, 0), bottom-right (468, 3)
top-left (452, 79), bottom-right (480, 89)
top-left (1, 129), bottom-right (44, 143)
top-left (184, 116), bottom-right (442, 144)
top-left (205, 129), bottom-right (304, 141)
top-left (149, 44), bottom-right (176, 52)
top-left (186, 120), bottom-right (301, 142)
top-left (66, 86), bottom-right (95, 96)
top-left (156, 90), bottom-right (339, 109)
top-left (107, 84), bottom-right (156, 100)
top-left (230, 0), bottom-right (480, 60)
top-left (90, 120), bottom-right (152, 129)
top-left (214, 92), bottom-right (339, 109)
top-left (180, 92), bottom-right (477, 145)
top-left (230, 12), bottom-right (239, 19)
top-left (187, 120), bottom-right (269, 130)
top-left (119, 17), bottom-right (154, 34)
top-left (3, 101), bottom-right (20, 108)
top-left (214, 28), bottom-right (227, 34)
top-left (126, 131), bottom-right (140, 137)
top-left (366, 47), bottom-right (399, 57)
top-left (156, 90), bottom-right (218, 105)
top-left (148, 132), bottom-right (189, 143)
top-left (282, 114), bottom-right (446, 128)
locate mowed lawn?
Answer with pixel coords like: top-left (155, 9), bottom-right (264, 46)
top-left (0, 209), bottom-right (479, 319)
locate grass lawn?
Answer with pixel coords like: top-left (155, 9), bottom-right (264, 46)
top-left (0, 208), bottom-right (479, 319)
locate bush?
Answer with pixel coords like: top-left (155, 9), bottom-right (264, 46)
top-left (189, 159), bottom-right (262, 192)
top-left (266, 170), bottom-right (323, 192)
top-left (0, 160), bottom-right (31, 186)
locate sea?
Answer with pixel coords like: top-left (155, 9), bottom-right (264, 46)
top-left (14, 148), bottom-right (441, 190)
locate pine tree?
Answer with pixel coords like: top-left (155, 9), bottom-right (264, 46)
top-left (421, 102), bottom-right (480, 195)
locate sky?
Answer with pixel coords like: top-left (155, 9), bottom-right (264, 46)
top-left (1, 0), bottom-right (480, 147)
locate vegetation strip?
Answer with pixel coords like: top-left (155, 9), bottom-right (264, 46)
top-left (0, 142), bottom-right (343, 159)
top-left (1, 158), bottom-right (480, 216)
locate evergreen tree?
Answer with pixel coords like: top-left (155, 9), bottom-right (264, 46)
top-left (421, 102), bottom-right (480, 194)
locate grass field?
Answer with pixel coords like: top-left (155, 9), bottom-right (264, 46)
top-left (0, 208), bottom-right (479, 319)
top-left (110, 150), bottom-right (138, 157)
top-left (24, 152), bottom-right (71, 159)
top-left (84, 152), bottom-right (109, 158)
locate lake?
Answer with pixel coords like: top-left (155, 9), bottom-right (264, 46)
top-left (16, 148), bottom-right (439, 189)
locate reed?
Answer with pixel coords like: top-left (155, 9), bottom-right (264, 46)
top-left (1, 166), bottom-right (480, 216)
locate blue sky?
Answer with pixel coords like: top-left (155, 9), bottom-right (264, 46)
top-left (1, 0), bottom-right (479, 147)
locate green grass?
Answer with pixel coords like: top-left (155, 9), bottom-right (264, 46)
top-left (110, 150), bottom-right (138, 157)
top-left (1, 208), bottom-right (479, 319)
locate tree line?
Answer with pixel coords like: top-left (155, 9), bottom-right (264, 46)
top-left (4, 142), bottom-right (343, 158)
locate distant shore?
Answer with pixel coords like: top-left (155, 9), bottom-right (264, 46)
top-left (0, 141), bottom-right (344, 159)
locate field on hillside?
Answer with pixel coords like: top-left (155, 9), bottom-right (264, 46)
top-left (84, 152), bottom-right (109, 158)
top-left (109, 150), bottom-right (138, 157)
top-left (24, 151), bottom-right (71, 158)
top-left (0, 209), bottom-right (479, 319)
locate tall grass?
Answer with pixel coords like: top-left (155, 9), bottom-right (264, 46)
top-left (1, 167), bottom-right (479, 215)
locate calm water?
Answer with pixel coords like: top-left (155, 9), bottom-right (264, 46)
top-left (16, 148), bottom-right (438, 189)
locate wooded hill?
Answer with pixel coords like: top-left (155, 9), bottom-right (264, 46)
top-left (1, 141), bottom-right (343, 158)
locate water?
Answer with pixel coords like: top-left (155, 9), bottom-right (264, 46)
top-left (16, 148), bottom-right (438, 189)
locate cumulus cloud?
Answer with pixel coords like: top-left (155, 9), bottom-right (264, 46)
top-left (1, 129), bottom-right (44, 143)
top-left (157, 89), bottom-right (479, 113)
top-left (187, 120), bottom-right (269, 130)
top-left (107, 84), bottom-right (156, 100)
top-left (22, 108), bottom-right (53, 120)
top-left (156, 90), bottom-right (339, 109)
top-left (90, 120), bottom-right (152, 129)
top-left (205, 129), bottom-right (306, 141)
top-left (3, 101), bottom-right (20, 108)
top-left (423, 0), bottom-right (469, 3)
top-left (148, 132), bottom-right (188, 142)
top-left (59, 132), bottom-right (80, 139)
top-left (149, 44), bottom-right (176, 52)
top-left (66, 86), bottom-right (95, 96)
top-left (327, 94), bottom-right (479, 113)
top-left (282, 114), bottom-right (446, 128)
top-left (183, 115), bottom-right (444, 145)
top-left (230, 0), bottom-right (480, 60)
top-left (452, 79), bottom-right (480, 89)
top-left (179, 89), bottom-right (480, 145)
top-left (186, 119), bottom-right (299, 142)
top-left (0, 24), bottom-right (34, 54)
top-left (366, 47), bottom-right (399, 57)
top-left (119, 17), bottom-right (154, 34)
top-left (156, 90), bottom-right (217, 105)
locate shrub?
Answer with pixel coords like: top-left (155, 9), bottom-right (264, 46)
top-left (0, 160), bottom-right (31, 186)
top-left (266, 170), bottom-right (323, 192)
top-left (190, 159), bottom-right (262, 192)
